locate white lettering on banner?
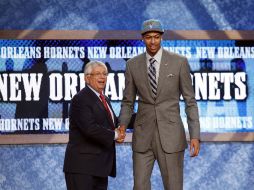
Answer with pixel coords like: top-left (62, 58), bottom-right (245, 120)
top-left (0, 47), bottom-right (41, 58)
top-left (109, 47), bottom-right (145, 58)
top-left (0, 118), bottom-right (68, 131)
top-left (117, 73), bottom-right (125, 100)
top-left (79, 73), bottom-right (86, 89)
top-left (0, 117), bottom-right (251, 132)
top-left (217, 47), bottom-right (254, 59)
top-left (48, 73), bottom-right (125, 101)
top-left (0, 118), bottom-right (40, 131)
top-left (183, 116), bottom-right (253, 131)
top-left (44, 47), bottom-right (85, 58)
top-left (0, 73), bottom-right (42, 101)
top-left (22, 73), bottom-right (43, 101)
top-left (220, 73), bottom-right (234, 100)
top-left (0, 72), bottom-right (248, 102)
top-left (0, 74), bottom-right (8, 101)
top-left (105, 73), bottom-right (118, 100)
top-left (42, 118), bottom-right (63, 131)
top-left (194, 73), bottom-right (208, 100)
top-left (87, 47), bottom-right (107, 58)
top-left (1, 46), bottom-right (254, 59)
top-left (208, 73), bottom-right (221, 100)
top-left (196, 47), bottom-right (216, 59)
top-left (9, 74), bottom-right (22, 101)
top-left (64, 73), bottom-right (78, 101)
top-left (49, 73), bottom-right (63, 101)
top-left (235, 72), bottom-right (247, 99)
top-left (193, 72), bottom-right (247, 100)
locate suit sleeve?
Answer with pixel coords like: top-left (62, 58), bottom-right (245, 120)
top-left (70, 95), bottom-right (115, 148)
top-left (179, 58), bottom-right (200, 140)
top-left (119, 61), bottom-right (137, 126)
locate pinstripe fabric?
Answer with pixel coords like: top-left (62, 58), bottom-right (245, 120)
top-left (148, 57), bottom-right (157, 98)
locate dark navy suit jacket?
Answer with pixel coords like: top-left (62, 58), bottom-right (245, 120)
top-left (63, 86), bottom-right (117, 177)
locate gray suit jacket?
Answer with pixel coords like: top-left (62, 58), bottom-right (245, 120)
top-left (119, 49), bottom-right (200, 153)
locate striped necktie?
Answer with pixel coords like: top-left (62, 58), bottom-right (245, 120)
top-left (148, 57), bottom-right (157, 98)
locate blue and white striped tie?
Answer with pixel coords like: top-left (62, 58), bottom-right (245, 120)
top-left (148, 58), bottom-right (157, 98)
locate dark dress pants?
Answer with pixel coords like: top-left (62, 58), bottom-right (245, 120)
top-left (65, 173), bottom-right (108, 190)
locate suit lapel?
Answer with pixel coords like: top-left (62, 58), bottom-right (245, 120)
top-left (157, 50), bottom-right (170, 97)
top-left (98, 95), bottom-right (114, 127)
top-left (86, 87), bottom-right (105, 112)
top-left (105, 96), bottom-right (117, 125)
top-left (138, 53), bottom-right (154, 99)
top-left (86, 87), bottom-right (114, 126)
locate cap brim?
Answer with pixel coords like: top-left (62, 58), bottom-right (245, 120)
top-left (141, 29), bottom-right (164, 35)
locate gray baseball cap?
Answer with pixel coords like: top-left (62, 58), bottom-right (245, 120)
top-left (141, 19), bottom-right (164, 35)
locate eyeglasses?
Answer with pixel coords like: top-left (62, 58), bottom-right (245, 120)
top-left (88, 72), bottom-right (108, 77)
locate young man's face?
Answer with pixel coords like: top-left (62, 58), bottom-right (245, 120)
top-left (142, 32), bottom-right (162, 56)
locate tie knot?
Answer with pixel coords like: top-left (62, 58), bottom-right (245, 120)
top-left (149, 58), bottom-right (156, 65)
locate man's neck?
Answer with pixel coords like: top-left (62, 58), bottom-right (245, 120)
top-left (147, 47), bottom-right (161, 57)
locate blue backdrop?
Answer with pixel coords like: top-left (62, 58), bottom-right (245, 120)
top-left (0, 0), bottom-right (254, 189)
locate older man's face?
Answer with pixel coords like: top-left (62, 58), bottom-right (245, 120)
top-left (85, 66), bottom-right (108, 93)
top-left (142, 32), bottom-right (162, 57)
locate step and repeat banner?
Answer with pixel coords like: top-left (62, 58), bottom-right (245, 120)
top-left (0, 39), bottom-right (253, 136)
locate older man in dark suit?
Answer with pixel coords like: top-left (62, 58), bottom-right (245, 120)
top-left (63, 60), bottom-right (124, 190)
top-left (119, 19), bottom-right (200, 190)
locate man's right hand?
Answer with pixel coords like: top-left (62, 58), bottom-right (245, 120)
top-left (115, 127), bottom-right (126, 143)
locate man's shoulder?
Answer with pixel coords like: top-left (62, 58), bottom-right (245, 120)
top-left (127, 52), bottom-right (145, 64)
top-left (71, 87), bottom-right (89, 102)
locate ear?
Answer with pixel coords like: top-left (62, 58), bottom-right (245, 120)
top-left (85, 75), bottom-right (90, 84)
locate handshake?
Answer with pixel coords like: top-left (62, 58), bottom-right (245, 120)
top-left (115, 125), bottom-right (126, 143)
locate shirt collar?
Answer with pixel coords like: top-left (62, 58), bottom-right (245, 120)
top-left (87, 85), bottom-right (101, 97)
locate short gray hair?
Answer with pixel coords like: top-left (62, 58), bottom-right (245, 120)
top-left (84, 60), bottom-right (108, 75)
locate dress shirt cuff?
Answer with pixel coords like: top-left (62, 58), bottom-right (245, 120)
top-left (114, 130), bottom-right (118, 140)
